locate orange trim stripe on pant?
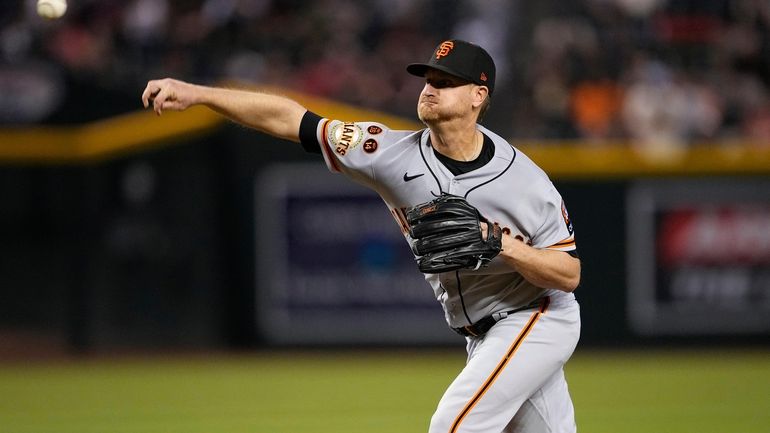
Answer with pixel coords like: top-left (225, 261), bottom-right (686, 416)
top-left (449, 297), bottom-right (551, 433)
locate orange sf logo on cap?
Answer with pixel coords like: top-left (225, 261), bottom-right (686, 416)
top-left (435, 41), bottom-right (454, 59)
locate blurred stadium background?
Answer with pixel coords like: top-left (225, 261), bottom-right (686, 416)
top-left (1, 0), bottom-right (769, 432)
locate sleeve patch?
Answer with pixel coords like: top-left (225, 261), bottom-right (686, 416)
top-left (328, 122), bottom-right (364, 156)
top-left (363, 138), bottom-right (378, 153)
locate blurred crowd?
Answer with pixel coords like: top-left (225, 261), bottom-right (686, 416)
top-left (516, 0), bottom-right (770, 149)
top-left (2, 0), bottom-right (770, 147)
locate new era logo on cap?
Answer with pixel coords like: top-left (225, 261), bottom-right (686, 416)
top-left (407, 39), bottom-right (496, 95)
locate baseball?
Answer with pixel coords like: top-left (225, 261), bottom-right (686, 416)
top-left (37, 0), bottom-right (67, 20)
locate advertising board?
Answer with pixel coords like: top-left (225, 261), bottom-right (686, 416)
top-left (255, 164), bottom-right (456, 345)
top-left (627, 179), bottom-right (770, 335)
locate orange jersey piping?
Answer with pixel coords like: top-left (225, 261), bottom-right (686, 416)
top-left (319, 119), bottom-right (341, 173)
top-left (547, 236), bottom-right (576, 250)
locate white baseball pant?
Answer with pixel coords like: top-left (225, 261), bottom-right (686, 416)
top-left (430, 298), bottom-right (581, 433)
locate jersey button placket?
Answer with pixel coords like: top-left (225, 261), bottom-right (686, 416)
top-left (448, 179), bottom-right (460, 195)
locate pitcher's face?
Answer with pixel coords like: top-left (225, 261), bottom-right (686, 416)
top-left (417, 69), bottom-right (477, 124)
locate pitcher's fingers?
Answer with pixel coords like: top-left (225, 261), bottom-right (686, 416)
top-left (141, 82), bottom-right (162, 108)
top-left (152, 89), bottom-right (169, 115)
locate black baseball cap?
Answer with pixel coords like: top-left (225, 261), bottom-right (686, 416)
top-left (407, 39), bottom-right (496, 95)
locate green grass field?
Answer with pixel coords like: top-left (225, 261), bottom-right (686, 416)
top-left (1, 348), bottom-right (768, 433)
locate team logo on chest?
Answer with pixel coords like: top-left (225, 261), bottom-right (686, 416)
top-left (329, 122), bottom-right (364, 156)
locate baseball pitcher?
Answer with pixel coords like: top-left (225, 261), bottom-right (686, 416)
top-left (142, 39), bottom-right (582, 433)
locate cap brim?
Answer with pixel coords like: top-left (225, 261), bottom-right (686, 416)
top-left (406, 63), bottom-right (474, 83)
top-left (406, 63), bottom-right (430, 77)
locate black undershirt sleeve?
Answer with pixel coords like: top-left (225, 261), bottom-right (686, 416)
top-left (298, 110), bottom-right (323, 154)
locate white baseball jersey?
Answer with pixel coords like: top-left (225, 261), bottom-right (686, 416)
top-left (299, 111), bottom-right (581, 433)
top-left (300, 113), bottom-right (577, 328)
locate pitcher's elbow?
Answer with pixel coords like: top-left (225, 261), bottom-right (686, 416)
top-left (563, 275), bottom-right (580, 292)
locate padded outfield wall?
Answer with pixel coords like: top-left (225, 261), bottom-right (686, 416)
top-left (1, 90), bottom-right (768, 353)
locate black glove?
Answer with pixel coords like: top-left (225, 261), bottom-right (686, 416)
top-left (406, 194), bottom-right (503, 273)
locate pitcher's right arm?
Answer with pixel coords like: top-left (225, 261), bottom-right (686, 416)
top-left (141, 78), bottom-right (306, 142)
